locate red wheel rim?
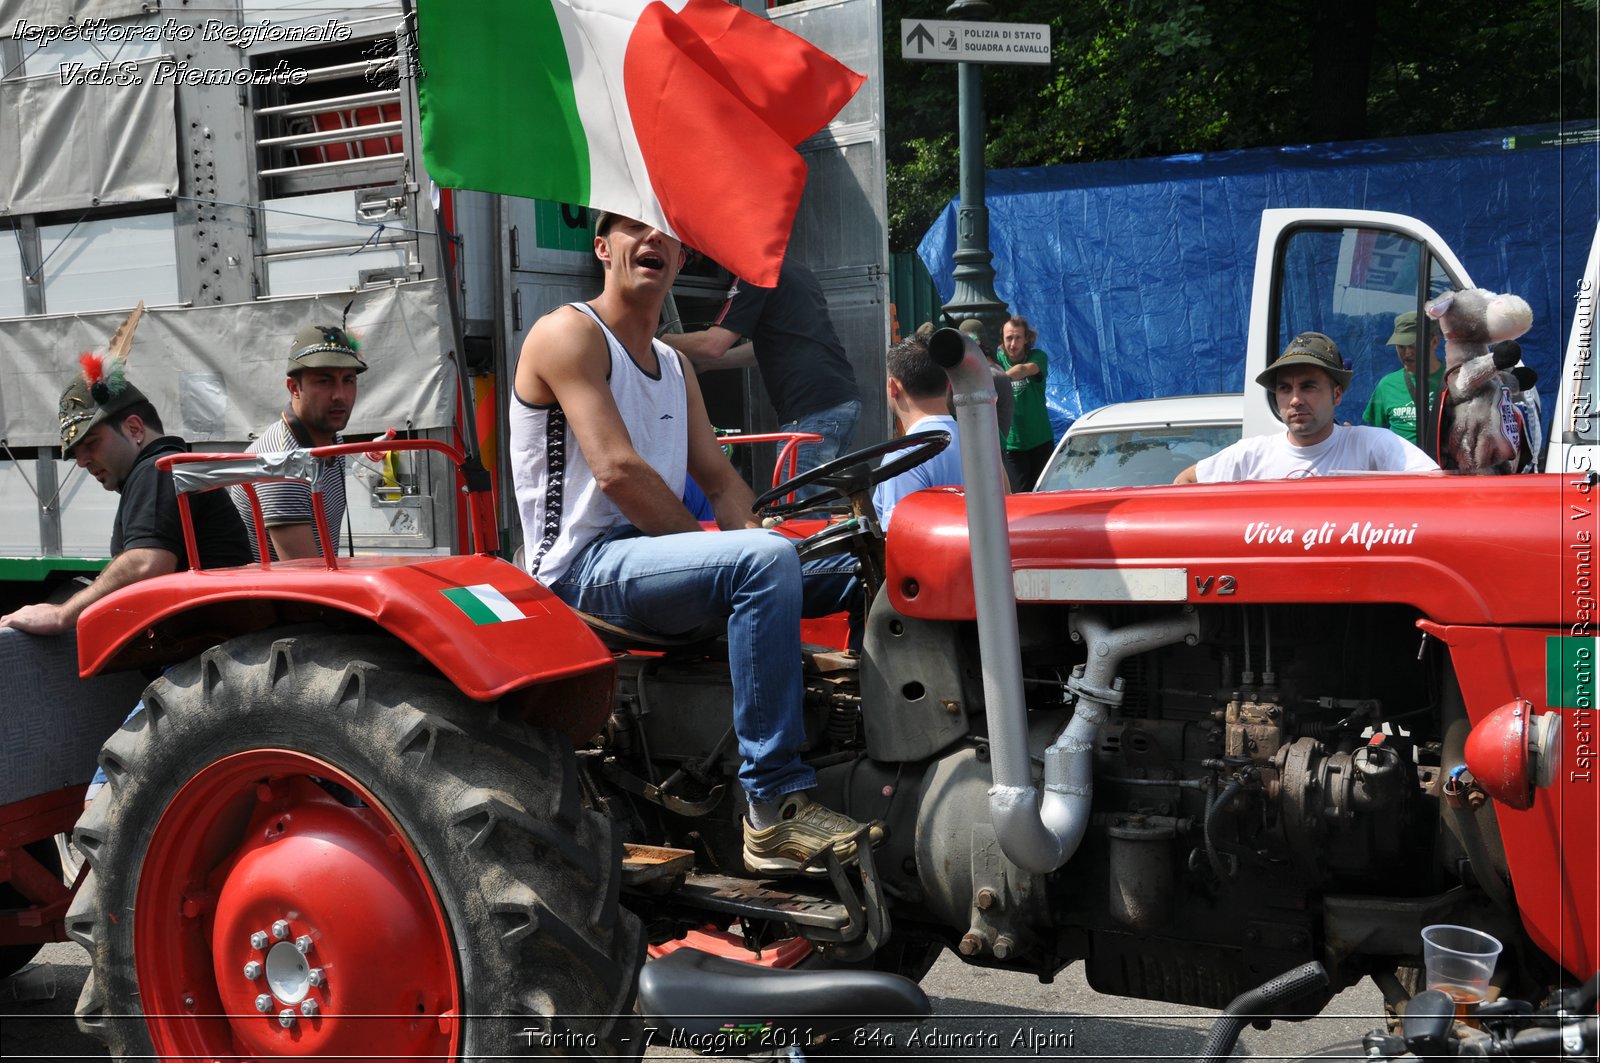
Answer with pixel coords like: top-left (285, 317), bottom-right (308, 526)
top-left (134, 750), bottom-right (461, 1059)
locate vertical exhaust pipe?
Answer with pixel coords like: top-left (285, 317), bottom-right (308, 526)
top-left (928, 327), bottom-right (1058, 872)
top-left (928, 329), bottom-right (1200, 875)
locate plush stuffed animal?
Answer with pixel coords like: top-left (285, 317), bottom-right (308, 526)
top-left (1425, 288), bottom-right (1534, 474)
top-left (1494, 341), bottom-right (1544, 472)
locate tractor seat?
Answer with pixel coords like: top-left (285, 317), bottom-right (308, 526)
top-left (571, 610), bottom-right (725, 654)
top-left (639, 947), bottom-right (931, 1042)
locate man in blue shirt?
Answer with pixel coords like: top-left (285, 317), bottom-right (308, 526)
top-left (872, 332), bottom-right (964, 528)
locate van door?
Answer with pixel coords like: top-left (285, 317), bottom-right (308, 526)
top-left (1244, 209), bottom-right (1474, 454)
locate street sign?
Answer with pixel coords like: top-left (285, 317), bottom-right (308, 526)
top-left (900, 19), bottom-right (1051, 66)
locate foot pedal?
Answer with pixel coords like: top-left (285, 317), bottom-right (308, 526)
top-left (675, 872), bottom-right (855, 931)
top-left (803, 647), bottom-right (859, 673)
top-left (672, 839), bottom-right (891, 960)
top-left (623, 843), bottom-right (695, 886)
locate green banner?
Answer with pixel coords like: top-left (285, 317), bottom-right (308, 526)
top-left (535, 201), bottom-right (597, 253)
top-left (0, 555), bottom-right (109, 583)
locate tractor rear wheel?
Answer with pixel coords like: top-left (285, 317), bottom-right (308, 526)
top-left (66, 628), bottom-right (642, 1059)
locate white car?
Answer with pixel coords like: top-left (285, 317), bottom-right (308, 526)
top-left (1034, 393), bottom-right (1243, 491)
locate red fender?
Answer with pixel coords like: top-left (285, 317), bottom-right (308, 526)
top-left (76, 554), bottom-right (616, 744)
top-left (1417, 621), bottom-right (1597, 981)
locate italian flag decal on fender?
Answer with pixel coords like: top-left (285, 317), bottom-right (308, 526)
top-left (443, 584), bottom-right (528, 625)
top-left (414, 0), bottom-right (864, 287)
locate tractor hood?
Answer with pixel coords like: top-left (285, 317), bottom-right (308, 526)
top-left (886, 473), bottom-right (1596, 628)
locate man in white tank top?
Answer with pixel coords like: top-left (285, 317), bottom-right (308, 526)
top-left (510, 212), bottom-right (881, 877)
top-left (1174, 332), bottom-right (1438, 483)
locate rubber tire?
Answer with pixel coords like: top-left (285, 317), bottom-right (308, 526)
top-left (53, 831), bottom-right (85, 888)
top-left (65, 628), bottom-right (644, 1059)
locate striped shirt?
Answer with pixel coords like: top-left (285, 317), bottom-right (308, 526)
top-left (229, 414), bottom-right (347, 561)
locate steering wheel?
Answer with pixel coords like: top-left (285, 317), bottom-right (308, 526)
top-left (753, 432), bottom-right (952, 520)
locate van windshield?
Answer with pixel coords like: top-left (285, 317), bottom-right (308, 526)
top-left (1037, 424), bottom-right (1242, 491)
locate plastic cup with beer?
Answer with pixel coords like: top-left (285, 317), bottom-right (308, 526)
top-left (1421, 924), bottom-right (1503, 1013)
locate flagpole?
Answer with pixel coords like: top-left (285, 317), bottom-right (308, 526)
top-left (402, 0), bottom-right (497, 552)
top-left (941, 0), bottom-right (1008, 350)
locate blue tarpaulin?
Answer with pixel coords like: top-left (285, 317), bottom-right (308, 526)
top-left (918, 124), bottom-right (1599, 438)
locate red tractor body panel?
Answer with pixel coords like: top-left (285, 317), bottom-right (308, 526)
top-left (888, 476), bottom-right (1590, 626)
top-left (0, 787), bottom-right (82, 944)
top-left (887, 474), bottom-right (1599, 978)
top-left (76, 553), bottom-right (615, 714)
top-left (1423, 622), bottom-right (1598, 979)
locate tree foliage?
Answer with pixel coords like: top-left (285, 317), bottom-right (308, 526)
top-left (884, 0), bottom-right (1599, 250)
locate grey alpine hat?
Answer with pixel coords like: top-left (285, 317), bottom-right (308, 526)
top-left (59, 301), bottom-right (150, 456)
top-left (58, 373), bottom-right (149, 456)
top-left (288, 324), bottom-right (367, 375)
top-left (1253, 331), bottom-right (1353, 390)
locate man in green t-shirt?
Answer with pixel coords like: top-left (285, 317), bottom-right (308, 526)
top-left (997, 314), bottom-right (1056, 490)
top-left (1362, 310), bottom-right (1444, 446)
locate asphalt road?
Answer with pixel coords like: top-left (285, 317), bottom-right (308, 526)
top-left (3, 940), bottom-right (1386, 1061)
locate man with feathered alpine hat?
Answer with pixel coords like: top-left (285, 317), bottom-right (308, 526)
top-left (1, 303), bottom-right (251, 634)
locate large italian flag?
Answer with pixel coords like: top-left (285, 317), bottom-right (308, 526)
top-left (415, 0), bottom-right (865, 287)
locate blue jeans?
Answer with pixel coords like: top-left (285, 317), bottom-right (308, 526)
top-left (783, 398), bottom-right (861, 499)
top-left (552, 526), bottom-right (857, 803)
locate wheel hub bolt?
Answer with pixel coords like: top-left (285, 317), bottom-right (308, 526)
top-left (294, 935), bottom-right (313, 954)
top-left (250, 931), bottom-right (269, 950)
top-left (271, 920), bottom-right (290, 941)
top-left (243, 961), bottom-right (262, 980)
top-left (278, 1007), bottom-right (297, 1028)
top-left (254, 994), bottom-right (273, 1013)
top-left (300, 999), bottom-right (319, 1017)
top-left (307, 968), bottom-right (326, 987)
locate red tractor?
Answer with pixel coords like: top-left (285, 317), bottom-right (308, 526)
top-left (1, 212), bottom-right (1595, 1061)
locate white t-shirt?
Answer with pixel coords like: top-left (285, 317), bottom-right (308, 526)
top-left (510, 303), bottom-right (687, 584)
top-left (1195, 423), bottom-right (1438, 482)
